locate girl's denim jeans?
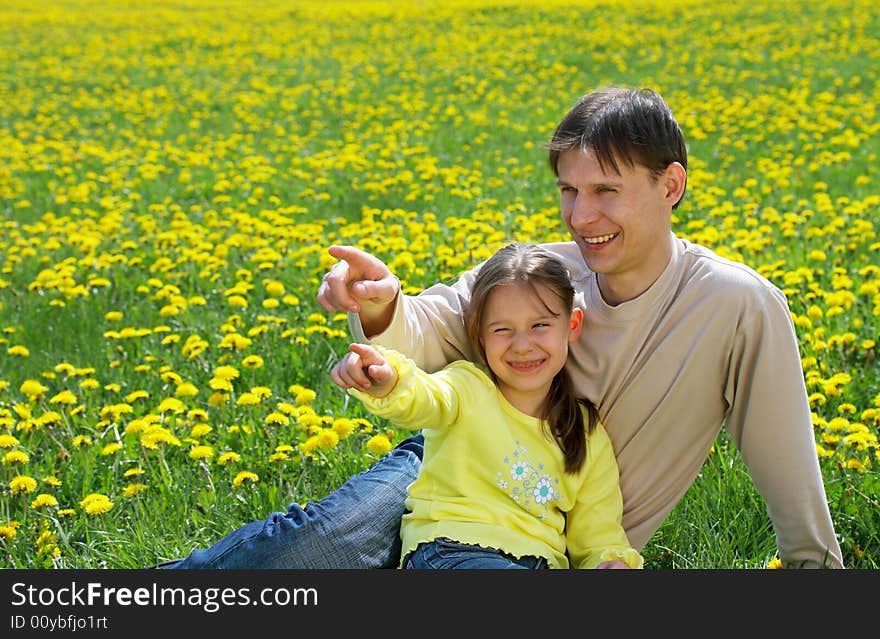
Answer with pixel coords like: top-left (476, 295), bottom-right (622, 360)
top-left (403, 538), bottom-right (548, 569)
top-left (163, 434), bottom-right (424, 569)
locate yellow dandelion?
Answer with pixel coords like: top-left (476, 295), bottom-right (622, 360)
top-left (0, 525), bottom-right (17, 540)
top-left (232, 470), bottom-right (259, 486)
top-left (160, 370), bottom-right (183, 385)
top-left (237, 392), bottom-right (261, 406)
top-left (217, 451), bottom-right (241, 465)
top-left (295, 388), bottom-right (317, 405)
top-left (208, 391), bottom-right (229, 406)
top-left (37, 411), bottom-right (63, 426)
top-left (265, 412), bottom-right (290, 426)
top-left (766, 557), bottom-right (782, 569)
top-left (104, 311), bottom-right (123, 321)
top-left (79, 378), bottom-right (100, 390)
top-left (13, 404), bottom-right (32, 419)
top-left (7, 345), bottom-right (29, 357)
top-left (316, 428), bottom-right (339, 450)
top-left (0, 434), bottom-right (20, 448)
top-left (190, 424), bottom-right (212, 438)
top-left (55, 362), bottom-right (76, 376)
top-left (80, 493), bottom-right (114, 515)
top-left (71, 435), bottom-right (92, 447)
top-left (43, 476), bottom-right (61, 487)
top-left (101, 442), bottom-right (123, 456)
top-left (277, 402), bottom-right (297, 415)
top-left (57, 508), bottom-right (75, 517)
top-left (241, 355), bottom-right (264, 368)
top-left (209, 378), bottom-right (234, 392)
top-left (49, 390), bottom-right (78, 405)
top-left (214, 365), bottom-right (239, 379)
top-left (366, 434), bottom-right (392, 457)
top-left (100, 403), bottom-right (133, 419)
top-left (124, 390), bottom-right (150, 403)
top-left (251, 386), bottom-right (271, 399)
top-left (175, 382), bottom-right (199, 398)
top-left (264, 280), bottom-right (285, 297)
top-left (275, 444), bottom-right (294, 453)
top-left (139, 427), bottom-right (181, 449)
top-left (2, 450), bottom-right (30, 465)
top-left (186, 410), bottom-right (207, 424)
top-left (227, 295), bottom-right (248, 309)
top-left (296, 409), bottom-right (322, 429)
top-left (189, 445), bottom-right (214, 460)
top-left (10, 475), bottom-right (38, 495)
top-left (332, 418), bottom-right (355, 438)
top-left (20, 379), bottom-right (48, 398)
top-left (299, 436), bottom-right (319, 456)
top-left (122, 483), bottom-right (149, 498)
top-left (156, 397), bottom-right (186, 414)
top-left (30, 494), bottom-right (59, 509)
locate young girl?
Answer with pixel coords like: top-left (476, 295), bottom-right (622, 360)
top-left (331, 243), bottom-right (642, 569)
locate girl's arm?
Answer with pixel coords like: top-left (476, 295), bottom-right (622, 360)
top-left (346, 346), bottom-right (469, 432)
top-left (565, 422), bottom-right (644, 569)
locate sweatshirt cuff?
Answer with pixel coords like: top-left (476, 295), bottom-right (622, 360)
top-left (580, 547), bottom-right (645, 569)
top-left (347, 347), bottom-right (417, 411)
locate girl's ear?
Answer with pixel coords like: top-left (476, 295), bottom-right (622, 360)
top-left (568, 308), bottom-right (584, 341)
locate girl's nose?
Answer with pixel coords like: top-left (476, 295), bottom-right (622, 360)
top-left (510, 332), bottom-right (533, 352)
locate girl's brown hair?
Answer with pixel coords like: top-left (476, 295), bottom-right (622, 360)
top-left (464, 243), bottom-right (597, 473)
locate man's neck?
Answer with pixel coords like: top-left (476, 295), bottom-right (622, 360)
top-left (597, 235), bottom-right (675, 306)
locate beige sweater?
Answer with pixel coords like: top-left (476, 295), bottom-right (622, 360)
top-left (364, 234), bottom-right (843, 568)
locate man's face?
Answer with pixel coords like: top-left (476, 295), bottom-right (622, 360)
top-left (556, 148), bottom-right (680, 305)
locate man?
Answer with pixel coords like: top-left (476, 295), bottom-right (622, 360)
top-left (167, 87), bottom-right (842, 569)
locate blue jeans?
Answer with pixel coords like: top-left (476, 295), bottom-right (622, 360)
top-left (162, 434), bottom-right (424, 569)
top-left (403, 538), bottom-right (549, 570)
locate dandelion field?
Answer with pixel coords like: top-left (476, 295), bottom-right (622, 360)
top-left (0, 0), bottom-right (878, 569)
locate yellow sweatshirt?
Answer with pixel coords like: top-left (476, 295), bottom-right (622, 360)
top-left (351, 347), bottom-right (643, 570)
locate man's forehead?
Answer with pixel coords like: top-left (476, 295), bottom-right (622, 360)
top-left (556, 148), bottom-right (624, 181)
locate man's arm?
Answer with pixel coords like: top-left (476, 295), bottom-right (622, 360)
top-left (318, 244), bottom-right (479, 372)
top-left (723, 285), bottom-right (843, 568)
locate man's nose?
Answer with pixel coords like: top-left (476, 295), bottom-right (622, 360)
top-left (569, 194), bottom-right (600, 226)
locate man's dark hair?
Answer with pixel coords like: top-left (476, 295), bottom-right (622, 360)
top-left (547, 87), bottom-right (688, 207)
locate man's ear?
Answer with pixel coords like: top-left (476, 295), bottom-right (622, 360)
top-left (568, 308), bottom-right (584, 341)
top-left (664, 161), bottom-right (687, 205)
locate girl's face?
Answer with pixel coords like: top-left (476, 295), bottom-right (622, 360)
top-left (479, 282), bottom-right (583, 417)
